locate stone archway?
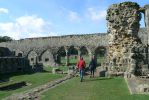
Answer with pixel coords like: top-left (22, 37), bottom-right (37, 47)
top-left (80, 46), bottom-right (90, 64)
top-left (94, 46), bottom-right (107, 66)
top-left (15, 49), bottom-right (23, 57)
top-left (56, 46), bottom-right (66, 65)
top-left (68, 46), bottom-right (78, 65)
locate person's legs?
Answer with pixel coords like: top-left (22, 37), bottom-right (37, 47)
top-left (90, 68), bottom-right (92, 78)
top-left (92, 69), bottom-right (95, 77)
top-left (80, 69), bottom-right (83, 82)
top-left (90, 68), bottom-right (94, 77)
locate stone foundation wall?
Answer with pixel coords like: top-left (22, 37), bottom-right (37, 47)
top-left (0, 57), bottom-right (30, 74)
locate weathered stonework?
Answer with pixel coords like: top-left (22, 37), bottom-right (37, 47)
top-left (145, 5), bottom-right (149, 44)
top-left (106, 2), bottom-right (147, 76)
top-left (0, 2), bottom-right (148, 76)
top-left (0, 57), bottom-right (30, 74)
top-left (144, 5), bottom-right (149, 65)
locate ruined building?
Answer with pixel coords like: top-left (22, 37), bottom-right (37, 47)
top-left (107, 2), bottom-right (148, 76)
top-left (0, 2), bottom-right (148, 76)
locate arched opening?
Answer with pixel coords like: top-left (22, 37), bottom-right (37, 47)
top-left (68, 46), bottom-right (78, 65)
top-left (15, 50), bottom-right (23, 57)
top-left (27, 50), bottom-right (38, 66)
top-left (57, 46), bottom-right (66, 65)
top-left (95, 46), bottom-right (107, 66)
top-left (140, 12), bottom-right (145, 28)
top-left (80, 46), bottom-right (90, 64)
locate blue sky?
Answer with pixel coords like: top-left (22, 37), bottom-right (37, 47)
top-left (0, 0), bottom-right (148, 39)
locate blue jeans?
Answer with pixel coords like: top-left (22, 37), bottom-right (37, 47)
top-left (80, 69), bottom-right (84, 82)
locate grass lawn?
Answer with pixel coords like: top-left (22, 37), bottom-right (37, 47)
top-left (41, 76), bottom-right (149, 100)
top-left (61, 56), bottom-right (106, 66)
top-left (0, 72), bottom-right (65, 99)
top-left (43, 65), bottom-right (69, 72)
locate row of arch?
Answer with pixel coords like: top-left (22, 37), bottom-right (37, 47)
top-left (13, 46), bottom-right (107, 66)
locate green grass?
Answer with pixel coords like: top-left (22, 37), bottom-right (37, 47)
top-left (43, 65), bottom-right (68, 72)
top-left (41, 77), bottom-right (149, 100)
top-left (60, 56), bottom-right (106, 66)
top-left (0, 72), bottom-right (64, 99)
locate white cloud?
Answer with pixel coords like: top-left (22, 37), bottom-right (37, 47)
top-left (0, 8), bottom-right (9, 14)
top-left (0, 15), bottom-right (56, 40)
top-left (88, 7), bottom-right (106, 22)
top-left (68, 11), bottom-right (81, 22)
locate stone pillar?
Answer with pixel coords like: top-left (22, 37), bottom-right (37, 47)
top-left (78, 50), bottom-right (81, 60)
top-left (65, 49), bottom-right (69, 66)
top-left (144, 5), bottom-right (149, 65)
top-left (145, 5), bottom-right (149, 44)
top-left (106, 2), bottom-right (145, 75)
top-left (89, 51), bottom-right (94, 61)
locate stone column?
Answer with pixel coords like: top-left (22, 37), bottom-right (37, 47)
top-left (78, 50), bottom-right (81, 60)
top-left (89, 51), bottom-right (93, 61)
top-left (145, 5), bottom-right (149, 44)
top-left (145, 5), bottom-right (149, 65)
top-left (65, 49), bottom-right (69, 66)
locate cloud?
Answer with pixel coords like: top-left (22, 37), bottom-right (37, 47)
top-left (88, 7), bottom-right (106, 22)
top-left (0, 15), bottom-right (56, 40)
top-left (0, 8), bottom-right (9, 14)
top-left (68, 11), bottom-right (81, 22)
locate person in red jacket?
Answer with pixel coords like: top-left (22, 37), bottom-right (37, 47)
top-left (77, 57), bottom-right (86, 82)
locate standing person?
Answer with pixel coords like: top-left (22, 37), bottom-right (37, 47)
top-left (76, 57), bottom-right (86, 82)
top-left (89, 56), bottom-right (97, 78)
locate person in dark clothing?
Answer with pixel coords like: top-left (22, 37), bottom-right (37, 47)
top-left (76, 57), bottom-right (86, 82)
top-left (89, 56), bottom-right (97, 78)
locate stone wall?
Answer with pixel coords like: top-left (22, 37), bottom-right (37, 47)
top-left (0, 2), bottom-right (148, 74)
top-left (144, 5), bottom-right (149, 65)
top-left (0, 57), bottom-right (30, 74)
top-left (106, 2), bottom-right (146, 76)
top-left (145, 5), bottom-right (149, 44)
top-left (0, 33), bottom-right (109, 67)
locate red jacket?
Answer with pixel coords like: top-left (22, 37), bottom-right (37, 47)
top-left (77, 59), bottom-right (86, 70)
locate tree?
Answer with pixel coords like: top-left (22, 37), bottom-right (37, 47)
top-left (0, 36), bottom-right (13, 42)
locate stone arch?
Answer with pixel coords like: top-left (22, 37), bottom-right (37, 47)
top-left (139, 11), bottom-right (145, 28)
top-left (15, 49), bottom-right (23, 57)
top-left (68, 46), bottom-right (79, 65)
top-left (56, 46), bottom-right (66, 65)
top-left (40, 49), bottom-right (56, 66)
top-left (94, 46), bottom-right (107, 66)
top-left (27, 50), bottom-right (38, 66)
top-left (80, 46), bottom-right (90, 64)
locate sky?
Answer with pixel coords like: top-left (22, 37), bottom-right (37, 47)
top-left (0, 0), bottom-right (148, 40)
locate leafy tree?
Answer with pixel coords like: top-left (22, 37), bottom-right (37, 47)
top-left (0, 36), bottom-right (13, 42)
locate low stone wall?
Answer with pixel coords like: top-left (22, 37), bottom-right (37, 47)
top-left (125, 76), bottom-right (149, 94)
top-left (0, 57), bottom-right (30, 74)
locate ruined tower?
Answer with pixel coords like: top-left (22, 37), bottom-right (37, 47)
top-left (106, 2), bottom-right (146, 76)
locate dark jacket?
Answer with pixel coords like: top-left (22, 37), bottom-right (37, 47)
top-left (89, 59), bottom-right (96, 69)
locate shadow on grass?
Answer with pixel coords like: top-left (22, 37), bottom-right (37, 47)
top-left (0, 69), bottom-right (49, 84)
top-left (0, 81), bottom-right (27, 91)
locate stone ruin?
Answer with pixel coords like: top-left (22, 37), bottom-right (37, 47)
top-left (0, 1), bottom-right (148, 79)
top-left (106, 2), bottom-right (148, 77)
